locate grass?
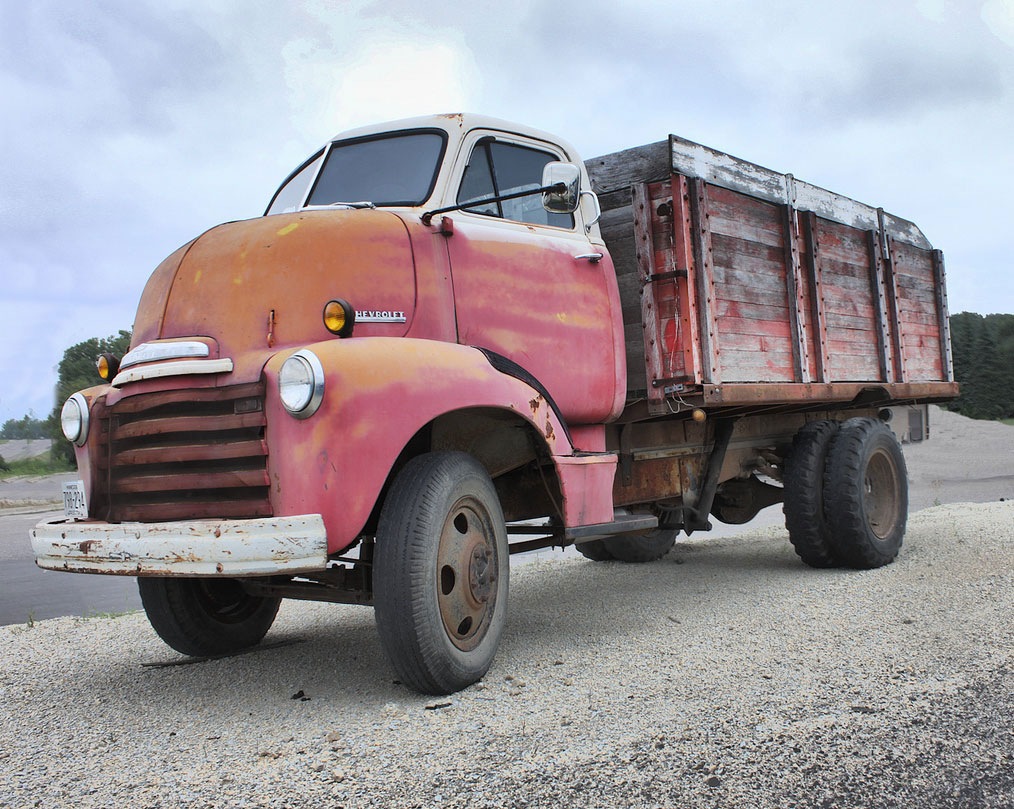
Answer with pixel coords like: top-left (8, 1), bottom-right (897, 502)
top-left (0, 454), bottom-right (74, 479)
top-left (1001, 418), bottom-right (1014, 427)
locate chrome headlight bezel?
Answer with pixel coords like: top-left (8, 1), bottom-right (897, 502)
top-left (60, 392), bottom-right (90, 446)
top-left (278, 349), bottom-right (325, 419)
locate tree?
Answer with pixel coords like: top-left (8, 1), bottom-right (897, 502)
top-left (948, 312), bottom-right (1014, 420)
top-left (48, 330), bottom-right (133, 464)
top-left (0, 412), bottom-right (47, 439)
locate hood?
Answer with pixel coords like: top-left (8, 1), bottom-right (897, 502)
top-left (132, 210), bottom-right (416, 365)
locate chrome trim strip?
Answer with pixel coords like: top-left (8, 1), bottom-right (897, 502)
top-left (111, 358), bottom-right (233, 387)
top-left (31, 515), bottom-right (328, 576)
top-left (120, 341), bottom-right (211, 369)
top-left (356, 310), bottom-right (407, 323)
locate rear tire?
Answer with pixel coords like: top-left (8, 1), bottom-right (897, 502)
top-left (783, 420), bottom-right (841, 568)
top-left (373, 452), bottom-right (509, 695)
top-left (824, 418), bottom-right (908, 569)
top-left (137, 577), bottom-right (280, 657)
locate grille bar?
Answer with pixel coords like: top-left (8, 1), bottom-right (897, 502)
top-left (103, 381), bottom-right (271, 522)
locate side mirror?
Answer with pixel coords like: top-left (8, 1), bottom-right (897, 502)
top-left (541, 162), bottom-right (581, 214)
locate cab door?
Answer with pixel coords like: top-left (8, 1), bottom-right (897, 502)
top-left (442, 131), bottom-right (624, 425)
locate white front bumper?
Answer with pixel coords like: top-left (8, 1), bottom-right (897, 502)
top-left (31, 515), bottom-right (328, 577)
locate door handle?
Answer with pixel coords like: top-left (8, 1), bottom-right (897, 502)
top-left (574, 252), bottom-right (604, 263)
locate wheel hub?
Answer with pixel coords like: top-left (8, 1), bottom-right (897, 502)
top-left (469, 545), bottom-right (493, 603)
top-left (436, 498), bottom-right (499, 652)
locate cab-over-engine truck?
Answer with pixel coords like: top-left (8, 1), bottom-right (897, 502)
top-left (34, 114), bottom-right (958, 695)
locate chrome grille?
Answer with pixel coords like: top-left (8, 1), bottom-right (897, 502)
top-left (100, 382), bottom-right (271, 522)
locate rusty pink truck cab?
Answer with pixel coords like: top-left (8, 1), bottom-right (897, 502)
top-left (33, 114), bottom-right (957, 694)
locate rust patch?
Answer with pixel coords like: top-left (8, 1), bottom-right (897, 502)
top-left (79, 540), bottom-right (98, 555)
top-left (545, 419), bottom-right (555, 441)
top-left (529, 396), bottom-right (541, 415)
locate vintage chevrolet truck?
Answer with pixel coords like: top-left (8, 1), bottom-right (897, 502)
top-left (33, 114), bottom-right (957, 694)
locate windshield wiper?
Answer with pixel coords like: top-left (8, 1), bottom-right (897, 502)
top-left (303, 200), bottom-right (377, 210)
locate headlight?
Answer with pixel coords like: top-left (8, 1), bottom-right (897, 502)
top-left (278, 349), bottom-right (324, 419)
top-left (60, 393), bottom-right (90, 446)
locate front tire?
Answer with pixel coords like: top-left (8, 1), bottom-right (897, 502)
top-left (373, 452), bottom-right (509, 695)
top-left (824, 418), bottom-right (908, 569)
top-left (137, 577), bottom-right (280, 657)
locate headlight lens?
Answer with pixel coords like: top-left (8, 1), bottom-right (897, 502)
top-left (60, 393), bottom-right (90, 446)
top-left (278, 350), bottom-right (324, 418)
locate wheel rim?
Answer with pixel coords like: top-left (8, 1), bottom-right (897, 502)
top-left (194, 580), bottom-right (262, 625)
top-left (863, 447), bottom-right (901, 540)
top-left (436, 495), bottom-right (499, 652)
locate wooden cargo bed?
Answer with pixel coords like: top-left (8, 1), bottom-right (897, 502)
top-left (586, 137), bottom-right (959, 415)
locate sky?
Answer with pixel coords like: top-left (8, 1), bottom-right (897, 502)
top-left (2, 0), bottom-right (1013, 425)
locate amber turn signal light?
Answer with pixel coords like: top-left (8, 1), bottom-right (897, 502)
top-left (323, 299), bottom-right (355, 337)
top-left (97, 353), bottom-right (121, 381)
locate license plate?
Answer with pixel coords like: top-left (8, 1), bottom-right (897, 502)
top-left (63, 480), bottom-right (88, 518)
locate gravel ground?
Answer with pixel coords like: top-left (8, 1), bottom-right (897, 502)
top-left (1, 409), bottom-right (1012, 808)
top-left (1, 501), bottom-right (1011, 808)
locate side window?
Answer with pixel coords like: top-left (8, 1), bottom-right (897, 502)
top-left (457, 140), bottom-right (574, 228)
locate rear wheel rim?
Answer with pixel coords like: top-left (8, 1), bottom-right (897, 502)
top-left (436, 495), bottom-right (498, 652)
top-left (864, 447), bottom-right (901, 540)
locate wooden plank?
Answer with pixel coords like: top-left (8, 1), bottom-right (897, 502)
top-left (711, 231), bottom-right (786, 268)
top-left (896, 298), bottom-right (944, 319)
top-left (782, 181), bottom-right (809, 383)
top-left (821, 311), bottom-right (876, 331)
top-left (822, 295), bottom-right (878, 319)
top-left (633, 181), bottom-right (665, 403)
top-left (670, 174), bottom-right (701, 386)
top-left (819, 261), bottom-right (881, 291)
top-left (715, 315), bottom-right (793, 339)
top-left (932, 249), bottom-right (954, 382)
top-left (720, 351), bottom-right (797, 381)
top-left (711, 257), bottom-right (790, 295)
top-left (801, 213), bottom-right (831, 383)
top-left (719, 331), bottom-right (796, 352)
top-left (689, 177), bottom-right (720, 384)
top-left (715, 298), bottom-right (790, 321)
top-left (880, 221), bottom-right (907, 383)
top-left (867, 230), bottom-right (898, 382)
top-left (586, 141), bottom-right (670, 199)
top-left (707, 186), bottom-right (786, 247)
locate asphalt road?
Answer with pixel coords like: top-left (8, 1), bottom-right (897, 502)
top-left (1, 504), bottom-right (143, 627)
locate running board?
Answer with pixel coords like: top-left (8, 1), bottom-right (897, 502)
top-left (507, 513), bottom-right (659, 545)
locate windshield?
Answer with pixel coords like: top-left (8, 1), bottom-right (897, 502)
top-left (266, 130), bottom-right (447, 215)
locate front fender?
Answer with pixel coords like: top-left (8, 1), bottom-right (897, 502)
top-left (264, 337), bottom-right (574, 553)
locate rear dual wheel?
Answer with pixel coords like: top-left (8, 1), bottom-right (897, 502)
top-left (823, 417), bottom-right (908, 569)
top-left (784, 418), bottom-right (907, 569)
top-left (575, 529), bottom-right (677, 563)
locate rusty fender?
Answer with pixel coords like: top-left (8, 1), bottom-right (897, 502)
top-left (263, 337), bottom-right (576, 554)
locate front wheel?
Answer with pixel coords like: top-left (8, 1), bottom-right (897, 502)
top-left (373, 452), bottom-right (509, 695)
top-left (137, 577), bottom-right (281, 657)
top-left (824, 418), bottom-right (908, 569)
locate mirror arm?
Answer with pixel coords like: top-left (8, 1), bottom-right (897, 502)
top-left (421, 183), bottom-right (566, 226)
top-left (581, 189), bottom-right (602, 231)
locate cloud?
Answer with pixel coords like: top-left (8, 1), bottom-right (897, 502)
top-left (1, 0), bottom-right (1012, 423)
